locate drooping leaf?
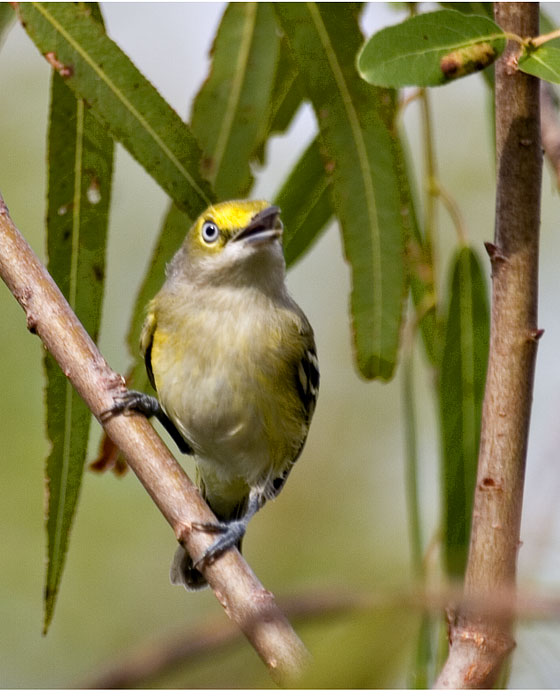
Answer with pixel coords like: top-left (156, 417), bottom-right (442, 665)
top-left (43, 2), bottom-right (113, 631)
top-left (519, 44), bottom-right (560, 84)
top-left (190, 2), bottom-right (280, 199)
top-left (439, 246), bottom-right (489, 578)
top-left (275, 2), bottom-right (410, 379)
top-left (253, 35), bottom-right (304, 165)
top-left (391, 128), bottom-right (438, 366)
top-left (17, 2), bottom-right (213, 216)
top-left (276, 138), bottom-right (332, 268)
top-left (357, 9), bottom-right (506, 88)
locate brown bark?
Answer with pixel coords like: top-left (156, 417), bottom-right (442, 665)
top-left (435, 3), bottom-right (543, 688)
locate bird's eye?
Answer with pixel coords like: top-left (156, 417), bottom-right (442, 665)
top-left (201, 221), bottom-right (220, 243)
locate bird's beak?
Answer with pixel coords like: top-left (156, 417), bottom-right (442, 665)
top-left (233, 206), bottom-right (282, 244)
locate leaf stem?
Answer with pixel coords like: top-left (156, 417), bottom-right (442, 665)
top-left (436, 182), bottom-right (469, 246)
top-left (402, 331), bottom-right (424, 581)
top-left (528, 26), bottom-right (560, 49)
top-left (420, 87), bottom-right (438, 304)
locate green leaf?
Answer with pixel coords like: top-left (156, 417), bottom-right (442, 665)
top-left (253, 37), bottom-right (304, 166)
top-left (275, 3), bottom-right (409, 380)
top-left (17, 2), bottom-right (213, 216)
top-left (357, 9), bottom-right (506, 88)
top-left (439, 246), bottom-right (489, 578)
top-left (190, 2), bottom-right (280, 199)
top-left (392, 130), bottom-right (439, 366)
top-left (519, 44), bottom-right (560, 84)
top-left (275, 138), bottom-right (332, 268)
top-left (43, 2), bottom-right (114, 631)
top-left (266, 38), bottom-right (303, 137)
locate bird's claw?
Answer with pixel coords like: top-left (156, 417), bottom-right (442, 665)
top-left (192, 519), bottom-right (247, 568)
top-left (100, 390), bottom-right (160, 422)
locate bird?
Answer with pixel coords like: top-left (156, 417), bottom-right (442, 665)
top-left (105, 200), bottom-right (319, 589)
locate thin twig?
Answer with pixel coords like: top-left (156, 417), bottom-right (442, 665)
top-left (529, 26), bottom-right (560, 49)
top-left (83, 584), bottom-right (560, 689)
top-left (0, 191), bottom-right (310, 686)
top-left (435, 3), bottom-right (543, 689)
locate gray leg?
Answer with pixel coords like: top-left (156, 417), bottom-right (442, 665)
top-left (192, 490), bottom-right (262, 567)
top-left (102, 390), bottom-right (193, 455)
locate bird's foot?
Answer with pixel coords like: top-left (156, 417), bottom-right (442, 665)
top-left (101, 390), bottom-right (160, 421)
top-left (191, 519), bottom-right (247, 567)
top-left (101, 390), bottom-right (192, 455)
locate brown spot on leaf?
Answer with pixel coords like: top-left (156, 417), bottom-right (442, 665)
top-left (440, 42), bottom-right (497, 81)
top-left (44, 51), bottom-right (74, 79)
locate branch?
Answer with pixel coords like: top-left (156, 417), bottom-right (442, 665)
top-left (0, 191), bottom-right (310, 686)
top-left (85, 584), bottom-right (560, 689)
top-left (435, 3), bottom-right (543, 689)
top-left (85, 590), bottom-right (362, 689)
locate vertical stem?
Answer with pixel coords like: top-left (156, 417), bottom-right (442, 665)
top-left (420, 88), bottom-right (438, 303)
top-left (435, 2), bottom-right (542, 688)
top-left (403, 345), bottom-right (424, 581)
top-left (403, 344), bottom-right (433, 689)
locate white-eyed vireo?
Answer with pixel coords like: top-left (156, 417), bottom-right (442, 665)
top-left (108, 200), bottom-right (319, 589)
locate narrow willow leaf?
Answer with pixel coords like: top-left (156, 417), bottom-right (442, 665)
top-left (266, 38), bottom-right (302, 138)
top-left (276, 3), bottom-right (409, 379)
top-left (17, 2), bottom-right (213, 215)
top-left (43, 3), bottom-right (114, 632)
top-left (519, 45), bottom-right (560, 84)
top-left (190, 2), bottom-right (280, 199)
top-left (276, 138), bottom-right (332, 268)
top-left (439, 246), bottom-right (489, 578)
top-left (391, 128), bottom-right (439, 366)
top-left (253, 36), bottom-right (303, 165)
top-left (357, 9), bottom-right (506, 88)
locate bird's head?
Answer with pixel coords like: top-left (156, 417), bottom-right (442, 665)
top-left (172, 200), bottom-right (285, 288)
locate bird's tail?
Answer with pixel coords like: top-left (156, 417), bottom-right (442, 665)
top-left (169, 538), bottom-right (244, 591)
top-left (170, 494), bottom-right (247, 590)
top-left (169, 545), bottom-right (208, 590)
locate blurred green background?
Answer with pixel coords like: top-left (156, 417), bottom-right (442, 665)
top-left (2, 2), bottom-right (560, 688)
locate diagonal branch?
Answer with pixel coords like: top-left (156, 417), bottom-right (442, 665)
top-left (0, 191), bottom-right (309, 686)
top-left (435, 2), bottom-right (543, 689)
